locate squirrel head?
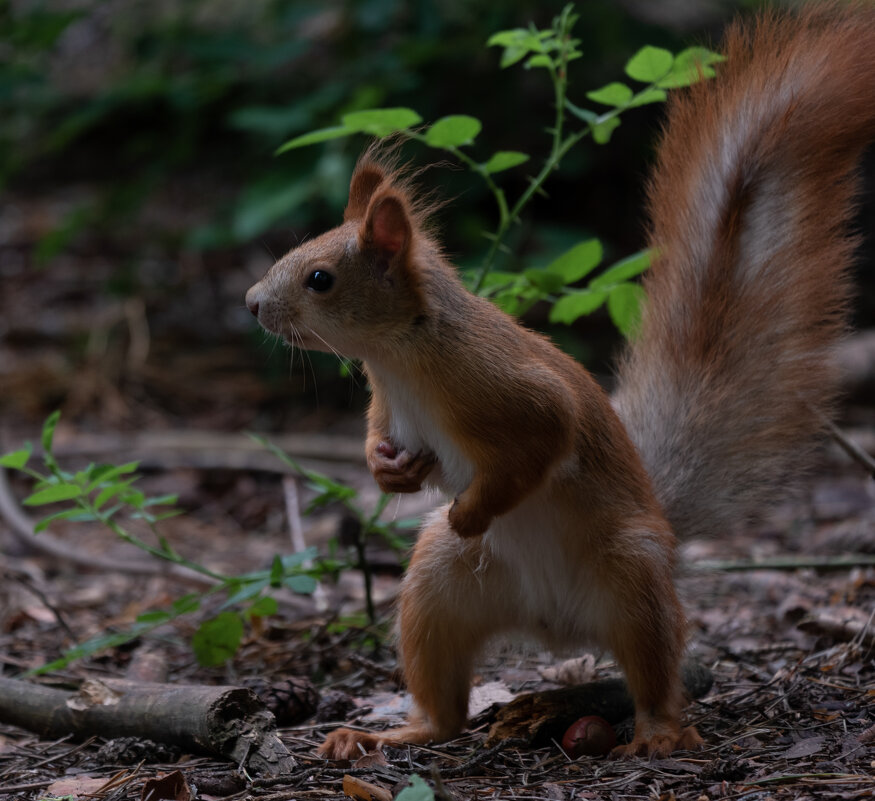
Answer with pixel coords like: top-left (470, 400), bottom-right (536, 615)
top-left (245, 151), bottom-right (434, 360)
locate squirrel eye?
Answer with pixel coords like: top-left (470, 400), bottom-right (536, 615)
top-left (305, 270), bottom-right (334, 292)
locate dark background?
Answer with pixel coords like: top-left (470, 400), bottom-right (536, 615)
top-left (1, 0), bottom-right (871, 439)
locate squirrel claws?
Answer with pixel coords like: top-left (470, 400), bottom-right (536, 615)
top-left (610, 726), bottom-right (703, 759)
top-left (369, 441), bottom-right (436, 493)
top-left (318, 727), bottom-right (383, 760)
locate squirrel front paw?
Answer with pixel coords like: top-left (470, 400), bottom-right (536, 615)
top-left (368, 440), bottom-right (436, 493)
top-left (448, 496), bottom-right (492, 538)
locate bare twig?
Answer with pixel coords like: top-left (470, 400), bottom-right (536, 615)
top-left (283, 476), bottom-right (306, 554)
top-left (0, 565), bottom-right (76, 640)
top-left (823, 417), bottom-right (875, 478)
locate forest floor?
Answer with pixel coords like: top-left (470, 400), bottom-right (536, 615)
top-left (0, 414), bottom-right (873, 801)
top-left (0, 245), bottom-right (873, 800)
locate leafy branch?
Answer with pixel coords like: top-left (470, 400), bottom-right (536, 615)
top-left (274, 4), bottom-right (723, 334)
top-left (1, 413), bottom-right (409, 672)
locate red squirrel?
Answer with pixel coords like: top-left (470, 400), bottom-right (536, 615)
top-left (245, 4), bottom-right (875, 759)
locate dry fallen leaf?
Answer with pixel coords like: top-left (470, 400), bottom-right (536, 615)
top-left (66, 678), bottom-right (121, 711)
top-left (46, 776), bottom-right (112, 798)
top-left (539, 654), bottom-right (597, 685)
top-left (468, 680), bottom-right (515, 716)
top-left (141, 770), bottom-right (192, 801)
top-left (353, 749), bottom-right (388, 769)
top-left (342, 773), bottom-right (393, 801)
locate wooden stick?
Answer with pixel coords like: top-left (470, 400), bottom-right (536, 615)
top-left (0, 676), bottom-right (296, 776)
top-left (485, 659), bottom-right (712, 746)
top-left (823, 417), bottom-right (875, 478)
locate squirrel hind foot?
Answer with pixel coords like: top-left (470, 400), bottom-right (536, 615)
top-left (318, 727), bottom-right (383, 760)
top-left (611, 725), bottom-right (703, 760)
top-left (318, 722), bottom-right (438, 760)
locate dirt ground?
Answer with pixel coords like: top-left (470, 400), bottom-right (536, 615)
top-left (0, 413), bottom-right (873, 800)
top-left (0, 240), bottom-right (873, 800)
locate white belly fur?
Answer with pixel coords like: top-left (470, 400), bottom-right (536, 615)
top-left (374, 367), bottom-right (474, 497)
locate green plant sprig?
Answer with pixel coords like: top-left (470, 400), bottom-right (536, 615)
top-left (250, 433), bottom-right (415, 628)
top-left (0, 412), bottom-right (374, 671)
top-left (274, 4), bottom-right (723, 333)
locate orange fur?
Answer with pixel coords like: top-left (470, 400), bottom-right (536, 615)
top-left (245, 3), bottom-right (875, 763)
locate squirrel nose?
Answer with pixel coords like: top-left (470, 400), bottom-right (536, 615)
top-left (245, 287), bottom-right (260, 318)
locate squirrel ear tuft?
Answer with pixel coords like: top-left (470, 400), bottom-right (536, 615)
top-left (363, 194), bottom-right (411, 260)
top-left (345, 163), bottom-right (385, 221)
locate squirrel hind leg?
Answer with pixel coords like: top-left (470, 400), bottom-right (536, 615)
top-left (320, 514), bottom-right (511, 759)
top-left (598, 521), bottom-right (703, 758)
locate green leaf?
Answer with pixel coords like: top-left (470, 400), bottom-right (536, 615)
top-left (85, 461), bottom-right (140, 492)
top-left (657, 47), bottom-right (724, 89)
top-left (525, 54), bottom-right (554, 69)
top-left (548, 290), bottom-right (608, 324)
top-left (172, 594), bottom-right (201, 615)
top-left (192, 612), bottom-right (244, 667)
top-left (281, 547), bottom-right (319, 569)
top-left (498, 46), bottom-right (529, 68)
top-left (608, 283), bottom-right (646, 336)
top-left (486, 29), bottom-right (528, 48)
top-left (41, 410), bottom-right (61, 454)
top-left (493, 285), bottom-right (540, 317)
top-left (487, 29), bottom-right (549, 68)
top-left (233, 180), bottom-right (311, 240)
top-left (142, 493), bottom-right (178, 508)
top-left (425, 115), bottom-right (482, 148)
top-left (625, 46), bottom-right (674, 83)
top-left (34, 508), bottom-right (96, 533)
top-left (269, 555), bottom-right (284, 587)
top-left (275, 125), bottom-right (352, 154)
top-left (284, 574), bottom-right (318, 595)
top-left (247, 596), bottom-right (278, 618)
top-left (341, 108), bottom-right (422, 137)
top-left (24, 484), bottom-right (82, 506)
top-left (545, 240), bottom-right (603, 284)
top-left (396, 774), bottom-right (435, 801)
top-left (591, 117), bottom-right (621, 145)
top-left (136, 609), bottom-right (172, 624)
top-left (627, 87), bottom-right (668, 107)
top-left (524, 268), bottom-right (566, 294)
top-left (93, 479), bottom-right (136, 510)
top-left (120, 489), bottom-right (146, 508)
top-left (586, 82), bottom-right (633, 107)
top-left (223, 578), bottom-right (270, 608)
top-left (674, 46), bottom-right (725, 69)
top-left (477, 271), bottom-right (520, 294)
top-left (589, 249), bottom-right (652, 289)
top-left (0, 446), bottom-right (31, 470)
top-left (482, 151), bottom-right (529, 174)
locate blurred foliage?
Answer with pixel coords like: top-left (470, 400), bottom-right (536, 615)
top-left (1, 0), bottom-right (762, 398)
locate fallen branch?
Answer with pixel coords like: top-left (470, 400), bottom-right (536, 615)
top-left (50, 429), bottom-right (365, 474)
top-left (823, 417), bottom-right (875, 479)
top-left (485, 659), bottom-right (712, 746)
top-left (0, 676), bottom-right (296, 776)
top-left (693, 555), bottom-right (875, 572)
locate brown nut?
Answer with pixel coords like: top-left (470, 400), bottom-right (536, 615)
top-left (561, 715), bottom-right (617, 757)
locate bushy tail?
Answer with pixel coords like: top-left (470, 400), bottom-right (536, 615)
top-left (613, 3), bottom-right (875, 540)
